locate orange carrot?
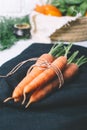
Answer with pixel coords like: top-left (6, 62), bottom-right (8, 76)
top-left (4, 43), bottom-right (65, 102)
top-left (26, 78), bottom-right (59, 107)
top-left (25, 54), bottom-right (87, 108)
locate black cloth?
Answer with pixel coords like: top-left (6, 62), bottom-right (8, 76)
top-left (0, 43), bottom-right (87, 130)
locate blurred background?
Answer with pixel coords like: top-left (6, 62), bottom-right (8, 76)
top-left (0, 0), bottom-right (87, 66)
top-left (0, 0), bottom-right (35, 16)
top-left (0, 0), bottom-right (47, 16)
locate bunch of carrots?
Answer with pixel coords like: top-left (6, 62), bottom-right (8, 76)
top-left (4, 43), bottom-right (87, 108)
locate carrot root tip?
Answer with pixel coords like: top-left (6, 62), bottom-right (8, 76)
top-left (3, 97), bottom-right (13, 103)
top-left (22, 93), bottom-right (26, 105)
top-left (25, 100), bottom-right (31, 108)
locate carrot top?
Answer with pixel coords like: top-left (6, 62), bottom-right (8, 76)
top-left (50, 42), bottom-right (73, 58)
top-left (68, 51), bottom-right (87, 67)
top-left (75, 56), bottom-right (87, 67)
top-left (49, 42), bottom-right (65, 57)
top-left (49, 42), bottom-right (73, 58)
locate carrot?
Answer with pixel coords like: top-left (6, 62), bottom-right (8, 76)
top-left (25, 52), bottom-right (87, 108)
top-left (22, 43), bottom-right (72, 104)
top-left (4, 43), bottom-right (65, 102)
top-left (26, 78), bottom-right (59, 107)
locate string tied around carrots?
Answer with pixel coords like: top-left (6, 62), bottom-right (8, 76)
top-left (21, 61), bottom-right (65, 105)
top-left (4, 58), bottom-right (64, 103)
top-left (27, 59), bottom-right (64, 88)
top-left (24, 51), bottom-right (87, 108)
top-left (3, 43), bottom-right (73, 104)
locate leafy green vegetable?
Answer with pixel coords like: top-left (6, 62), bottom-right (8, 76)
top-left (51, 0), bottom-right (65, 7)
top-left (67, 6), bottom-right (77, 16)
top-left (50, 0), bottom-right (87, 16)
top-left (64, 0), bottom-right (84, 5)
top-left (79, 1), bottom-right (87, 15)
top-left (0, 15), bottom-right (30, 51)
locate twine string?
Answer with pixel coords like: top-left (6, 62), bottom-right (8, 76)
top-left (0, 57), bottom-right (38, 78)
top-left (27, 59), bottom-right (52, 75)
top-left (27, 60), bottom-right (64, 88)
top-left (0, 57), bottom-right (64, 88)
top-left (48, 64), bottom-right (64, 88)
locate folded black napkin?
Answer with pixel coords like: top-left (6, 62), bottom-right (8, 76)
top-left (0, 43), bottom-right (87, 130)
